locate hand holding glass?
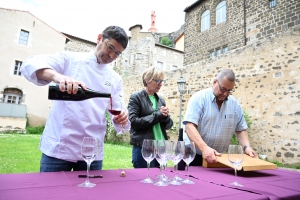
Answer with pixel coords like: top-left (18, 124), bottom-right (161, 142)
top-left (78, 137), bottom-right (98, 188)
top-left (106, 97), bottom-right (125, 135)
top-left (228, 144), bottom-right (244, 187)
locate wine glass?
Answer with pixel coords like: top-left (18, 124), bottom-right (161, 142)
top-left (78, 137), bottom-right (98, 188)
top-left (169, 141), bottom-right (185, 185)
top-left (228, 144), bottom-right (244, 187)
top-left (158, 140), bottom-right (172, 183)
top-left (141, 139), bottom-right (155, 183)
top-left (106, 96), bottom-right (125, 135)
top-left (154, 140), bottom-right (169, 186)
top-left (258, 145), bottom-right (268, 160)
top-left (182, 142), bottom-right (196, 184)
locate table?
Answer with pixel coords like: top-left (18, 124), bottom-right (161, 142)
top-left (0, 167), bottom-right (299, 200)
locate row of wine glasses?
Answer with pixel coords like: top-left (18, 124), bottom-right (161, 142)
top-left (78, 138), bottom-right (266, 189)
top-left (141, 139), bottom-right (196, 186)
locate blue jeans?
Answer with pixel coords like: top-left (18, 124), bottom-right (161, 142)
top-left (40, 153), bottom-right (102, 172)
top-left (132, 145), bottom-right (158, 168)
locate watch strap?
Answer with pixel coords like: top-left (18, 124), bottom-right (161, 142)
top-left (243, 145), bottom-right (250, 151)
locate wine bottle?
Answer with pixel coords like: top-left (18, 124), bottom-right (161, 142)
top-left (177, 128), bottom-right (186, 171)
top-left (48, 83), bottom-right (111, 101)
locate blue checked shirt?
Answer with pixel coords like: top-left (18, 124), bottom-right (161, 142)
top-left (183, 88), bottom-right (247, 155)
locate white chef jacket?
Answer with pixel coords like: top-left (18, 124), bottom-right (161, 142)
top-left (21, 51), bottom-right (130, 162)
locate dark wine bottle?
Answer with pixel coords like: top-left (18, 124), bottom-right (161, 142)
top-left (48, 83), bottom-right (111, 101)
top-left (177, 128), bottom-right (186, 171)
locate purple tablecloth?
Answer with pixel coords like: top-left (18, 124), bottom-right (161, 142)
top-left (0, 167), bottom-right (299, 200)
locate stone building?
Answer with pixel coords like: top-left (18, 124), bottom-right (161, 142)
top-left (148, 0), bottom-right (299, 164)
top-left (0, 7), bottom-right (68, 129)
top-left (63, 33), bottom-right (96, 52)
top-left (112, 25), bottom-right (184, 77)
top-left (183, 0), bottom-right (299, 64)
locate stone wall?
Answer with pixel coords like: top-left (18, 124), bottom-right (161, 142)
top-left (114, 25), bottom-right (184, 77)
top-left (154, 44), bottom-right (184, 71)
top-left (63, 33), bottom-right (96, 52)
top-left (122, 29), bottom-right (300, 165)
top-left (184, 0), bottom-right (300, 65)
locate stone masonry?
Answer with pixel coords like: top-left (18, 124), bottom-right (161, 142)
top-left (63, 33), bottom-right (96, 52)
top-left (122, 29), bottom-right (300, 165)
top-left (183, 0), bottom-right (300, 64)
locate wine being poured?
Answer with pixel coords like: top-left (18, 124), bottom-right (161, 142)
top-left (107, 97), bottom-right (122, 115)
top-left (48, 83), bottom-right (111, 101)
top-left (107, 96), bottom-right (125, 135)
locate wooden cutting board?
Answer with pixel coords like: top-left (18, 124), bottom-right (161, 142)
top-left (202, 154), bottom-right (278, 171)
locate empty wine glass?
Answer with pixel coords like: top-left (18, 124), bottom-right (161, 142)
top-left (78, 137), bottom-right (98, 188)
top-left (159, 140), bottom-right (172, 183)
top-left (154, 140), bottom-right (168, 186)
top-left (106, 96), bottom-right (125, 135)
top-left (228, 144), bottom-right (244, 187)
top-left (182, 142), bottom-right (196, 184)
top-left (141, 139), bottom-right (155, 183)
top-left (169, 141), bottom-right (185, 185)
top-left (258, 145), bottom-right (268, 160)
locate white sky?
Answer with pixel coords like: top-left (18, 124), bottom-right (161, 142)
top-left (0, 0), bottom-right (196, 41)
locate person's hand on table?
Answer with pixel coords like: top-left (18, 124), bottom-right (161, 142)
top-left (245, 147), bottom-right (258, 158)
top-left (202, 146), bottom-right (222, 164)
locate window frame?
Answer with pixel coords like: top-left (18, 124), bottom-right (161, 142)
top-left (201, 10), bottom-right (211, 32)
top-left (19, 29), bottom-right (29, 45)
top-left (14, 60), bottom-right (22, 76)
top-left (136, 53), bottom-right (142, 60)
top-left (269, 0), bottom-right (276, 8)
top-left (216, 1), bottom-right (227, 25)
top-left (223, 46), bottom-right (228, 54)
top-left (156, 61), bottom-right (163, 69)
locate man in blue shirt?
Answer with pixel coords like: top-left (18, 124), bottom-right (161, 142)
top-left (183, 69), bottom-right (257, 165)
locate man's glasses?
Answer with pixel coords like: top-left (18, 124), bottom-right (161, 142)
top-left (105, 41), bottom-right (121, 57)
top-left (217, 81), bottom-right (235, 94)
top-left (153, 79), bottom-right (164, 85)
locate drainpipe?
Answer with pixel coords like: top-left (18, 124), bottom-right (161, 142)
top-left (243, 0), bottom-right (247, 45)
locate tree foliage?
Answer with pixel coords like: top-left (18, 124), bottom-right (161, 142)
top-left (160, 37), bottom-right (173, 47)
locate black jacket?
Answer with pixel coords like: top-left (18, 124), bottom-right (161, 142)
top-left (128, 90), bottom-right (173, 147)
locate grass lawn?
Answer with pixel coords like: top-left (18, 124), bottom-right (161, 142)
top-left (0, 134), bottom-right (133, 174)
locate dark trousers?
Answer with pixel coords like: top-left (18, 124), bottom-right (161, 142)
top-left (40, 153), bottom-right (103, 172)
top-left (132, 145), bottom-right (158, 168)
top-left (190, 154), bottom-right (203, 166)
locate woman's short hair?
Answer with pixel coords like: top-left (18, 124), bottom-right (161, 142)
top-left (142, 67), bottom-right (164, 86)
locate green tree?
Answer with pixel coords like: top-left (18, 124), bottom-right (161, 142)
top-left (160, 37), bottom-right (173, 47)
top-left (231, 111), bottom-right (252, 144)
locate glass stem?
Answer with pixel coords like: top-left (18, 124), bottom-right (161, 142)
top-left (174, 164), bottom-right (178, 180)
top-left (147, 162), bottom-right (150, 178)
top-left (86, 162), bottom-right (91, 183)
top-left (186, 164), bottom-right (189, 181)
top-left (234, 167), bottom-right (237, 182)
top-left (159, 164), bottom-right (163, 180)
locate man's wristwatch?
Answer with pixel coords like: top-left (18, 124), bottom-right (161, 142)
top-left (243, 145), bottom-right (250, 151)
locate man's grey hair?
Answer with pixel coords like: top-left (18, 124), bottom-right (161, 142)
top-left (216, 69), bottom-right (236, 82)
